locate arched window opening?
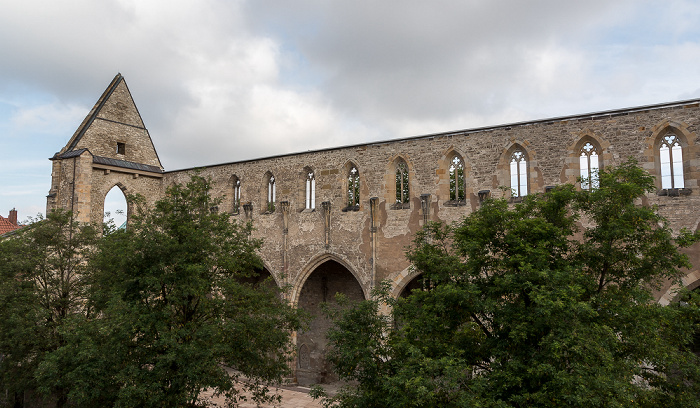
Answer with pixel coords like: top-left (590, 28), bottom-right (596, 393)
top-left (449, 156), bottom-right (466, 203)
top-left (233, 177), bottom-right (241, 214)
top-left (660, 133), bottom-right (684, 189)
top-left (395, 161), bottom-right (409, 209)
top-left (306, 171), bottom-right (316, 210)
top-left (347, 166), bottom-right (360, 210)
top-left (579, 142), bottom-right (600, 190)
top-left (104, 185), bottom-right (127, 231)
top-left (267, 174), bottom-right (276, 213)
top-left (510, 150), bottom-right (528, 198)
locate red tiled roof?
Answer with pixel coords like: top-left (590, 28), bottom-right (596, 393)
top-left (0, 216), bottom-right (22, 235)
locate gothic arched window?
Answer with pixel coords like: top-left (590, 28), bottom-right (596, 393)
top-left (395, 160), bottom-right (409, 207)
top-left (267, 174), bottom-right (276, 212)
top-left (347, 166), bottom-right (360, 209)
top-left (233, 177), bottom-right (241, 214)
top-left (579, 142), bottom-right (600, 190)
top-left (306, 171), bottom-right (316, 210)
top-left (660, 133), bottom-right (684, 189)
top-left (449, 155), bottom-right (466, 202)
top-left (510, 150), bottom-right (528, 198)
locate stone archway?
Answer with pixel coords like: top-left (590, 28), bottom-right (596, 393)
top-left (103, 184), bottom-right (128, 230)
top-left (295, 260), bottom-right (365, 385)
top-left (398, 272), bottom-right (425, 298)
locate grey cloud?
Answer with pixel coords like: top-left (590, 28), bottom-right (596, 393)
top-left (244, 0), bottom-right (632, 123)
top-left (4, 0), bottom-right (700, 217)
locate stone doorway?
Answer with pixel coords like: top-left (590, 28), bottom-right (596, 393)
top-left (295, 260), bottom-right (364, 385)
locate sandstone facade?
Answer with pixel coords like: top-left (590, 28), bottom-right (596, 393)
top-left (48, 74), bottom-right (700, 384)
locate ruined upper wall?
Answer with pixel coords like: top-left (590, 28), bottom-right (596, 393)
top-left (161, 99), bottom-right (700, 300)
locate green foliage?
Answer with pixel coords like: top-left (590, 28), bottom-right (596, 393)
top-left (30, 175), bottom-right (304, 407)
top-left (318, 160), bottom-right (700, 408)
top-left (0, 209), bottom-right (98, 407)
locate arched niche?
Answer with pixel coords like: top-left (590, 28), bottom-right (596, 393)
top-left (295, 259), bottom-right (365, 385)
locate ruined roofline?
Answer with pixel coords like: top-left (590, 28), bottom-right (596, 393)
top-left (63, 74), bottom-right (124, 154)
top-left (58, 74), bottom-right (164, 170)
top-left (165, 97), bottom-right (700, 174)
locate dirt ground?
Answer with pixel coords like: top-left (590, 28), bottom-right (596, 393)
top-left (200, 384), bottom-right (331, 407)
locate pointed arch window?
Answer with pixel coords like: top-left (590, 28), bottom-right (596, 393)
top-left (579, 142), bottom-right (600, 190)
top-left (104, 185), bottom-right (127, 231)
top-left (347, 166), bottom-right (360, 210)
top-left (306, 171), bottom-right (316, 210)
top-left (660, 133), bottom-right (684, 189)
top-left (267, 174), bottom-right (276, 213)
top-left (449, 155), bottom-right (466, 202)
top-left (233, 177), bottom-right (241, 214)
top-left (395, 161), bottom-right (409, 208)
top-left (510, 150), bottom-right (528, 198)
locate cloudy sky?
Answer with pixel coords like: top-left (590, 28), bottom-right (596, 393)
top-left (2, 0), bottom-right (700, 222)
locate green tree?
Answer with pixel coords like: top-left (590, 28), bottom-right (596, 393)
top-left (41, 175), bottom-right (304, 407)
top-left (0, 209), bottom-right (98, 407)
top-left (316, 160), bottom-right (700, 408)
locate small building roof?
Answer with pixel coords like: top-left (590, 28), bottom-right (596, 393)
top-left (0, 215), bottom-right (22, 236)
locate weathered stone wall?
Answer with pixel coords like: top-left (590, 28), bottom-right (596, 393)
top-left (48, 75), bottom-right (700, 384)
top-left (160, 102), bottom-right (700, 307)
top-left (67, 80), bottom-right (161, 168)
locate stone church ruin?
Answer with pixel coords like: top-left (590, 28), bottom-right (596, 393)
top-left (47, 74), bottom-right (700, 385)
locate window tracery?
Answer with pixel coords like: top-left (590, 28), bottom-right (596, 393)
top-left (267, 174), bottom-right (276, 213)
top-left (347, 166), bottom-right (360, 210)
top-left (395, 161), bottom-right (409, 208)
top-left (306, 171), bottom-right (316, 210)
top-left (449, 155), bottom-right (466, 203)
top-left (510, 149), bottom-right (528, 198)
top-left (233, 177), bottom-right (241, 214)
top-left (579, 142), bottom-right (599, 190)
top-left (659, 133), bottom-right (684, 189)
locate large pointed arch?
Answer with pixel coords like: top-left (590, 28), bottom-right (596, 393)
top-left (658, 218), bottom-right (700, 305)
top-left (291, 252), bottom-right (367, 306)
top-left (103, 183), bottom-right (128, 230)
top-left (293, 252), bottom-right (366, 385)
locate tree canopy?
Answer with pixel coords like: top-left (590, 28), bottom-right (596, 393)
top-left (0, 209), bottom-right (98, 407)
top-left (1, 175), bottom-right (304, 408)
top-left (316, 160), bottom-right (700, 408)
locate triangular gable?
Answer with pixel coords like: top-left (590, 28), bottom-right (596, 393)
top-left (57, 74), bottom-right (163, 169)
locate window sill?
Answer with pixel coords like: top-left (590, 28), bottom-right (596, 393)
top-left (342, 205), bottom-right (360, 212)
top-left (391, 202), bottom-right (410, 210)
top-left (444, 200), bottom-right (466, 207)
top-left (657, 188), bottom-right (691, 197)
top-left (301, 208), bottom-right (316, 213)
top-left (509, 196), bottom-right (525, 203)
